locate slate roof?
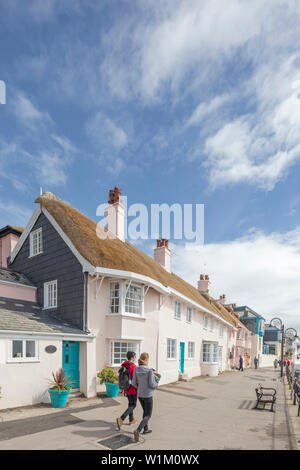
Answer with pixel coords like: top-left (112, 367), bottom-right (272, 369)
top-left (0, 297), bottom-right (88, 335)
top-left (0, 267), bottom-right (35, 287)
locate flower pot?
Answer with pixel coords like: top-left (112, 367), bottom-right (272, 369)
top-left (105, 382), bottom-right (119, 397)
top-left (48, 388), bottom-right (71, 408)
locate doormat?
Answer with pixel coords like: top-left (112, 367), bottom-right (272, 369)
top-left (98, 434), bottom-right (134, 449)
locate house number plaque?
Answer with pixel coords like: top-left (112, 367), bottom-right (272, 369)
top-left (45, 345), bottom-right (57, 354)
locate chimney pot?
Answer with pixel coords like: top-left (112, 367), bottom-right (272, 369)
top-left (154, 239), bottom-right (171, 272)
top-left (198, 274), bottom-right (210, 294)
top-left (105, 187), bottom-right (125, 241)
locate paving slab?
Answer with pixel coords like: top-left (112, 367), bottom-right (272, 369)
top-left (0, 367), bottom-right (296, 450)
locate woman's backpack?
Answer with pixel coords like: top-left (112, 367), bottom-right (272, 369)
top-left (118, 363), bottom-right (131, 390)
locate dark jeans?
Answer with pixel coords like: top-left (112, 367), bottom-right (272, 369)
top-left (239, 365), bottom-right (243, 371)
top-left (121, 394), bottom-right (137, 422)
top-left (137, 397), bottom-right (153, 432)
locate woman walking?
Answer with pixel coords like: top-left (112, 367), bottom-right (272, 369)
top-left (131, 352), bottom-right (160, 442)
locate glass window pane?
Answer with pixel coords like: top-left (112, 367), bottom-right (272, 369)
top-left (26, 341), bottom-right (36, 358)
top-left (12, 340), bottom-right (23, 358)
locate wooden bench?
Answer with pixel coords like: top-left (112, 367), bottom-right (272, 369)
top-left (254, 384), bottom-right (276, 412)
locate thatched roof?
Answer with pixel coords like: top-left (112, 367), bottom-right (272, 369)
top-left (35, 192), bottom-right (237, 327)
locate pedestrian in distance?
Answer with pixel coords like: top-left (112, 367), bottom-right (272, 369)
top-left (239, 355), bottom-right (244, 372)
top-left (116, 351), bottom-right (137, 430)
top-left (274, 358), bottom-right (278, 369)
top-left (287, 359), bottom-right (291, 367)
top-left (131, 352), bottom-right (160, 442)
top-left (283, 360), bottom-right (286, 367)
top-left (254, 356), bottom-right (258, 369)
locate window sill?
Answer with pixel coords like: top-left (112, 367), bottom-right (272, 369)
top-left (106, 313), bottom-right (146, 321)
top-left (28, 252), bottom-right (43, 259)
top-left (7, 359), bottom-right (40, 363)
top-left (43, 306), bottom-right (58, 310)
top-left (167, 358), bottom-right (176, 361)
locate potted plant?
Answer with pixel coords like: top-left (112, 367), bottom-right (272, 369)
top-left (97, 367), bottom-right (119, 397)
top-left (48, 368), bottom-right (72, 408)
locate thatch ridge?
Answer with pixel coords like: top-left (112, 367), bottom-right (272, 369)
top-left (35, 192), bottom-right (237, 327)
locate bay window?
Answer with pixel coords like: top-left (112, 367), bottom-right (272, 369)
top-left (202, 342), bottom-right (218, 363)
top-left (110, 341), bottom-right (140, 366)
top-left (109, 281), bottom-right (144, 317)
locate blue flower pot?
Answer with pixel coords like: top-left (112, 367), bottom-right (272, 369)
top-left (48, 388), bottom-right (71, 408)
top-left (105, 382), bottom-right (119, 397)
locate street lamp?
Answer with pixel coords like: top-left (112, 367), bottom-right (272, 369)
top-left (270, 317), bottom-right (284, 378)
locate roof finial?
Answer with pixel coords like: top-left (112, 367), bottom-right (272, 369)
top-left (40, 187), bottom-right (43, 196)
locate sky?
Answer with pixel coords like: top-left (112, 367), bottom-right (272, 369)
top-left (0, 0), bottom-right (300, 331)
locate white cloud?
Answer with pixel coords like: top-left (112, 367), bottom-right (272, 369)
top-left (204, 56), bottom-right (300, 190)
top-left (172, 227), bottom-right (300, 332)
top-left (0, 201), bottom-right (33, 227)
top-left (37, 152), bottom-right (69, 187)
top-left (13, 93), bottom-right (45, 122)
top-left (101, 0), bottom-right (297, 101)
top-left (107, 157), bottom-right (125, 176)
top-left (86, 112), bottom-right (128, 150)
top-left (185, 94), bottom-right (231, 128)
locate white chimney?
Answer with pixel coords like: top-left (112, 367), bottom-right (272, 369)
top-left (154, 239), bottom-right (171, 272)
top-left (105, 187), bottom-right (125, 241)
top-left (197, 274), bottom-right (210, 294)
top-left (218, 294), bottom-right (226, 305)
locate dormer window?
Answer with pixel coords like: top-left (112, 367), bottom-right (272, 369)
top-left (29, 228), bottom-right (43, 257)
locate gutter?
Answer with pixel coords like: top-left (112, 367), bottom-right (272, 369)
top-left (94, 266), bottom-right (236, 330)
top-left (0, 329), bottom-right (95, 341)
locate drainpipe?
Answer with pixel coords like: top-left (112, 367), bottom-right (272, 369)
top-left (83, 271), bottom-right (89, 332)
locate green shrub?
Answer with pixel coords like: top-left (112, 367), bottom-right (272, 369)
top-left (97, 367), bottom-right (119, 384)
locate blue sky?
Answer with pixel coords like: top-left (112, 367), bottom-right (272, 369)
top-left (1, 0), bottom-right (300, 329)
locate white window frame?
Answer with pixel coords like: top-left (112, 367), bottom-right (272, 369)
top-left (188, 341), bottom-right (195, 359)
top-left (29, 228), bottom-right (43, 257)
top-left (109, 280), bottom-right (144, 317)
top-left (186, 306), bottom-right (192, 323)
top-left (110, 340), bottom-right (140, 367)
top-left (202, 342), bottom-right (218, 363)
top-left (174, 301), bottom-right (181, 320)
top-left (110, 281), bottom-right (120, 314)
top-left (44, 280), bottom-right (58, 309)
top-left (167, 338), bottom-right (177, 360)
top-left (219, 325), bottom-right (224, 337)
top-left (210, 319), bottom-right (214, 332)
top-left (204, 315), bottom-right (209, 329)
top-left (8, 339), bottom-right (39, 362)
top-left (124, 282), bottom-right (144, 316)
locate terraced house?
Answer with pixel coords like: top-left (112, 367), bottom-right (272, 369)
top-left (0, 189), bottom-right (246, 409)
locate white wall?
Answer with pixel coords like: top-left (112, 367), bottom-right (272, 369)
top-left (87, 276), bottom-right (234, 389)
top-left (0, 338), bottom-right (62, 409)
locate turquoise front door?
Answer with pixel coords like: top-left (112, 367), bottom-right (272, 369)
top-left (180, 342), bottom-right (185, 373)
top-left (62, 341), bottom-right (80, 389)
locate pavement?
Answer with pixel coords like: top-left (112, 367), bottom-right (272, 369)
top-left (0, 367), bottom-right (298, 450)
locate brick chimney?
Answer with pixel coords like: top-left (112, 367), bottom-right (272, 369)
top-left (154, 238), bottom-right (171, 272)
top-left (105, 187), bottom-right (125, 241)
top-left (0, 226), bottom-right (23, 267)
top-left (197, 274), bottom-right (210, 294)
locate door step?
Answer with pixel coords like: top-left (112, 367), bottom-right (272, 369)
top-left (179, 373), bottom-right (190, 382)
top-left (69, 389), bottom-right (82, 398)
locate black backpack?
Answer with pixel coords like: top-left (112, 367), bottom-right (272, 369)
top-left (118, 363), bottom-right (131, 390)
